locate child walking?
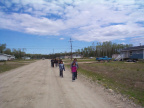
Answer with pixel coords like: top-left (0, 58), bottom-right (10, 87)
top-left (71, 62), bottom-right (77, 81)
top-left (71, 58), bottom-right (79, 79)
top-left (59, 61), bottom-right (65, 77)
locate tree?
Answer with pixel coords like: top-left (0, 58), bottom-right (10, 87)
top-left (76, 41), bottom-right (133, 58)
top-left (0, 43), bottom-right (6, 53)
top-left (4, 48), bottom-right (12, 55)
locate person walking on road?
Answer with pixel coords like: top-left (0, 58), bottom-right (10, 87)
top-left (71, 62), bottom-right (77, 81)
top-left (51, 59), bottom-right (55, 67)
top-left (71, 58), bottom-right (79, 79)
top-left (59, 61), bottom-right (65, 77)
top-left (54, 59), bottom-right (58, 67)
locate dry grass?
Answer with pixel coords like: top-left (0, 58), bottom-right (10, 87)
top-left (0, 60), bottom-right (36, 73)
top-left (77, 61), bottom-right (144, 106)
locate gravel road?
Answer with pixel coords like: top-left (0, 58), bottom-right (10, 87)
top-left (0, 60), bottom-right (141, 108)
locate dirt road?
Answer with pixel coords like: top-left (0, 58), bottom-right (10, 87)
top-left (0, 60), bottom-right (140, 108)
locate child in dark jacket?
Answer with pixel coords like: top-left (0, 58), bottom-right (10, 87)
top-left (59, 61), bottom-right (65, 77)
top-left (71, 62), bottom-right (77, 81)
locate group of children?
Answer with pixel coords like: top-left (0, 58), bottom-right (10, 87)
top-left (58, 58), bottom-right (78, 82)
top-left (51, 59), bottom-right (61, 67)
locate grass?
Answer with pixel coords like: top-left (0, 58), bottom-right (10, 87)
top-left (65, 59), bottom-right (144, 106)
top-left (0, 60), bottom-right (36, 73)
top-left (63, 58), bottom-right (96, 63)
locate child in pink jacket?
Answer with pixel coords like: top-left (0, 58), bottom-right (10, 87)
top-left (71, 62), bottom-right (77, 81)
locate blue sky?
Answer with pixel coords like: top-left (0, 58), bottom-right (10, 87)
top-left (0, 0), bottom-right (144, 54)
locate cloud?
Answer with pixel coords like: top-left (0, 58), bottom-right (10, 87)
top-left (0, 0), bottom-right (144, 43)
top-left (130, 36), bottom-right (144, 46)
top-left (60, 38), bottom-right (64, 40)
top-left (0, 12), bottom-right (66, 35)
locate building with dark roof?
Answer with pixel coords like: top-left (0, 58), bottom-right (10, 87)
top-left (121, 46), bottom-right (144, 60)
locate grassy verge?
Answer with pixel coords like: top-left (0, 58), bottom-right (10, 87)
top-left (65, 59), bottom-right (144, 106)
top-left (63, 58), bottom-right (96, 63)
top-left (0, 60), bottom-right (36, 73)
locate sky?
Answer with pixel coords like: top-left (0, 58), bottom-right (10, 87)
top-left (0, 0), bottom-right (144, 54)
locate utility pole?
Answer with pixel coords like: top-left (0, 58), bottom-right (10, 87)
top-left (69, 38), bottom-right (73, 60)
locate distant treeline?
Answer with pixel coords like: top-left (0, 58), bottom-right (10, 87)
top-left (0, 41), bottom-right (133, 59)
top-left (0, 43), bottom-right (71, 59)
top-left (75, 41), bottom-right (133, 57)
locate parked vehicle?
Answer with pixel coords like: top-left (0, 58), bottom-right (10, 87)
top-left (42, 58), bottom-right (45, 60)
top-left (126, 59), bottom-right (137, 62)
top-left (96, 56), bottom-right (112, 62)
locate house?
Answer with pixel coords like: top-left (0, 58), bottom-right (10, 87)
top-left (10, 55), bottom-right (15, 60)
top-left (0, 53), bottom-right (8, 61)
top-left (72, 54), bottom-right (83, 59)
top-left (120, 46), bottom-right (144, 60)
top-left (0, 53), bottom-right (15, 61)
top-left (7, 55), bottom-right (15, 60)
top-left (22, 56), bottom-right (31, 60)
top-left (59, 56), bottom-right (70, 59)
top-left (64, 56), bottom-right (70, 59)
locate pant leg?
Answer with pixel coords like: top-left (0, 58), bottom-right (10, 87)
top-left (75, 71), bottom-right (77, 79)
top-left (61, 70), bottom-right (63, 77)
top-left (72, 72), bottom-right (74, 80)
top-left (60, 70), bottom-right (62, 76)
top-left (60, 70), bottom-right (63, 77)
top-left (60, 70), bottom-right (61, 76)
top-left (74, 72), bottom-right (76, 79)
top-left (72, 72), bottom-right (76, 80)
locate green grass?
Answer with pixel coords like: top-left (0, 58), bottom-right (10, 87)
top-left (63, 58), bottom-right (96, 63)
top-left (65, 59), bottom-right (144, 106)
top-left (0, 60), bottom-right (36, 73)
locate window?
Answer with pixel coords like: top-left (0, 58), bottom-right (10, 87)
top-left (130, 51), bottom-right (132, 56)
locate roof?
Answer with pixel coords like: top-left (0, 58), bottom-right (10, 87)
top-left (0, 53), bottom-right (8, 56)
top-left (121, 46), bottom-right (144, 51)
top-left (0, 53), bottom-right (15, 57)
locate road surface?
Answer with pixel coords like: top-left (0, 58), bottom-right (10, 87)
top-left (0, 60), bottom-right (140, 108)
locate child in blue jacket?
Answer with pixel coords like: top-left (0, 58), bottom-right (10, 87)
top-left (59, 61), bottom-right (65, 77)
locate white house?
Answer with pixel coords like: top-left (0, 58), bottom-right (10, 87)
top-left (72, 54), bottom-right (83, 59)
top-left (22, 56), bottom-right (31, 60)
top-left (0, 53), bottom-right (8, 61)
top-left (0, 53), bottom-right (15, 61)
top-left (7, 55), bottom-right (15, 60)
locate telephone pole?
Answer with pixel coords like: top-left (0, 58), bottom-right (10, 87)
top-left (69, 38), bottom-right (73, 60)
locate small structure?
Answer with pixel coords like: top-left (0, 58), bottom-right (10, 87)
top-left (22, 56), bottom-right (31, 60)
top-left (72, 54), bottom-right (83, 59)
top-left (112, 54), bottom-right (119, 59)
top-left (64, 56), bottom-right (70, 59)
top-left (121, 46), bottom-right (144, 60)
top-left (7, 55), bottom-right (15, 60)
top-left (59, 56), bottom-right (70, 59)
top-left (112, 54), bottom-right (123, 61)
